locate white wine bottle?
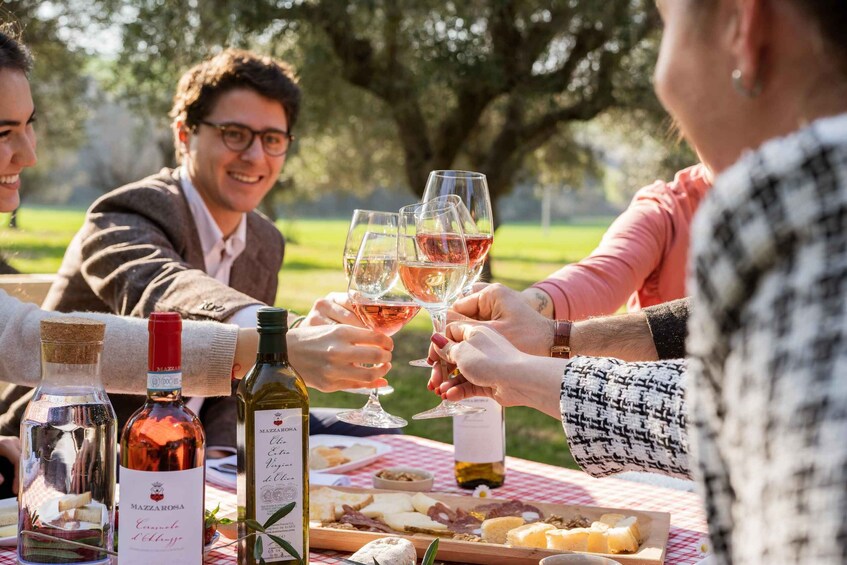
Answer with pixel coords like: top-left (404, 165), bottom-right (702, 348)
top-left (453, 396), bottom-right (506, 488)
top-left (236, 307), bottom-right (309, 565)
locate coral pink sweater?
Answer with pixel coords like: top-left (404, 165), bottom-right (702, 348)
top-left (532, 164), bottom-right (711, 320)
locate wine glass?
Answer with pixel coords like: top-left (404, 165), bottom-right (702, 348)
top-left (341, 209), bottom-right (399, 396)
top-left (336, 230), bottom-right (419, 428)
top-left (398, 197), bottom-right (484, 419)
top-left (423, 170), bottom-right (493, 295)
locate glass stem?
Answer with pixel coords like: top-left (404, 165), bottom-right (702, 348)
top-left (364, 389), bottom-right (383, 411)
top-left (429, 309), bottom-right (456, 406)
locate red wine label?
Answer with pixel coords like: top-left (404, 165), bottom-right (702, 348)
top-left (253, 408), bottom-right (304, 562)
top-left (118, 466), bottom-right (204, 564)
top-left (147, 370), bottom-right (182, 391)
top-left (453, 397), bottom-right (505, 462)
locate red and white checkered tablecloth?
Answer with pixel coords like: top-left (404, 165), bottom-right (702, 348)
top-left (0, 435), bottom-right (708, 564)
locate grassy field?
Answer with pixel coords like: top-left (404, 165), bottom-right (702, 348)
top-left (1, 207), bottom-right (612, 470)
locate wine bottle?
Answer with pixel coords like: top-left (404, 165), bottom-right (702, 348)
top-left (119, 312), bottom-right (206, 565)
top-left (453, 397), bottom-right (506, 489)
top-left (237, 307), bottom-right (309, 565)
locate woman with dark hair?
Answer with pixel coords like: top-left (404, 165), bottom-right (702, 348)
top-left (432, 1), bottom-right (847, 563)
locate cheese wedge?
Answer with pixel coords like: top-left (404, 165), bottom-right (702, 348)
top-left (410, 492), bottom-right (440, 515)
top-left (607, 525), bottom-right (639, 554)
top-left (57, 492), bottom-right (92, 512)
top-left (546, 527), bottom-right (590, 551)
top-left (382, 512), bottom-right (449, 533)
top-left (481, 516), bottom-right (525, 544)
top-left (616, 515), bottom-right (643, 543)
top-left (587, 522), bottom-right (610, 553)
top-left (360, 495), bottom-right (414, 519)
top-left (598, 513), bottom-right (626, 527)
top-left (506, 522), bottom-right (555, 548)
top-left (341, 444), bottom-right (377, 461)
top-left (311, 488), bottom-right (373, 520)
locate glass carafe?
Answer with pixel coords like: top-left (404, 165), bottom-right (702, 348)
top-left (18, 318), bottom-right (117, 565)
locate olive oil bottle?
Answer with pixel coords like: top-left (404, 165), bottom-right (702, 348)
top-left (236, 308), bottom-right (309, 564)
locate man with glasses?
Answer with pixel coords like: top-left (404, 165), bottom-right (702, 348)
top-left (1, 49), bottom-right (395, 453)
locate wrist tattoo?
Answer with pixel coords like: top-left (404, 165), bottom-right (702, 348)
top-left (533, 291), bottom-right (549, 313)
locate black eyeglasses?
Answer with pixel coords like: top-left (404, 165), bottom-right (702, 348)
top-left (197, 120), bottom-right (294, 156)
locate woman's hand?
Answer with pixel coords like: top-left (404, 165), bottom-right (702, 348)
top-left (0, 436), bottom-right (21, 494)
top-left (300, 292), bottom-right (364, 327)
top-left (288, 324), bottom-right (393, 392)
top-left (429, 323), bottom-right (566, 419)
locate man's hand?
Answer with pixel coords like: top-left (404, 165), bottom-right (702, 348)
top-left (445, 283), bottom-right (555, 357)
top-left (288, 324), bottom-right (392, 392)
top-left (300, 292), bottom-right (364, 327)
top-left (0, 436), bottom-right (21, 494)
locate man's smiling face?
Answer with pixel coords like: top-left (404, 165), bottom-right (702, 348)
top-left (182, 87), bottom-right (288, 234)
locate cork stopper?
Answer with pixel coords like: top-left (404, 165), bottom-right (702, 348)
top-left (40, 317), bottom-right (105, 364)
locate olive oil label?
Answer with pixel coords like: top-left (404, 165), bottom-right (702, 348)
top-left (254, 408), bottom-right (304, 561)
top-left (453, 396), bottom-right (505, 462)
top-left (118, 466), bottom-right (204, 564)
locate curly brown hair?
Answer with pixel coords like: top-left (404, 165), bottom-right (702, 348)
top-left (0, 23), bottom-right (33, 75)
top-left (170, 48), bottom-right (301, 161)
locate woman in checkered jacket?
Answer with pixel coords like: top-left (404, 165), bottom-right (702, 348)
top-left (431, 1), bottom-right (847, 563)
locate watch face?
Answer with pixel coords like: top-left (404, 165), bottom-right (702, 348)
top-left (550, 346), bottom-right (571, 359)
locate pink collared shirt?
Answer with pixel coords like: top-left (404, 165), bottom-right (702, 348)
top-left (532, 164), bottom-right (712, 320)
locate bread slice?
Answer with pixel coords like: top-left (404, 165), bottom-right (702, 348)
top-left (0, 506), bottom-right (16, 528)
top-left (341, 444), bottom-right (377, 461)
top-left (73, 505), bottom-right (102, 524)
top-left (360, 494), bottom-right (414, 519)
top-left (382, 512), bottom-right (449, 533)
top-left (546, 527), bottom-right (589, 551)
top-left (411, 492), bottom-right (440, 515)
top-left (57, 492), bottom-right (92, 512)
top-left (481, 516), bottom-right (525, 544)
top-left (607, 525), bottom-right (639, 554)
top-left (506, 522), bottom-right (554, 548)
top-left (310, 446), bottom-right (349, 470)
top-left (309, 500), bottom-right (337, 523)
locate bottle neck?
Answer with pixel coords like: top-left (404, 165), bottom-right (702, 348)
top-left (146, 369), bottom-right (183, 400)
top-left (40, 356), bottom-right (103, 389)
top-left (256, 330), bottom-right (288, 364)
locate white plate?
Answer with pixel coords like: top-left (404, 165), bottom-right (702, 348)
top-left (309, 435), bottom-right (391, 474)
top-left (0, 497), bottom-right (16, 547)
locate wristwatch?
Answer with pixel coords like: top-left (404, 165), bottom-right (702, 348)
top-left (550, 320), bottom-right (572, 359)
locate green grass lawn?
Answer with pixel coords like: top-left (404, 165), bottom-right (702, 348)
top-left (1, 207), bottom-right (611, 471)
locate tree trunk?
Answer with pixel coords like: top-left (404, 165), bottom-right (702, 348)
top-left (0, 254), bottom-right (19, 275)
top-left (8, 207), bottom-right (18, 229)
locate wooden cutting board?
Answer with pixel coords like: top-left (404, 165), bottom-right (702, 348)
top-left (308, 486), bottom-right (670, 565)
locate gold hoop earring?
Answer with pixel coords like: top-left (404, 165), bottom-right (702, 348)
top-left (732, 69), bottom-right (762, 98)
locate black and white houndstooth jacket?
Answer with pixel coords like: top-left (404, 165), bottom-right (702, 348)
top-left (560, 113), bottom-right (847, 565)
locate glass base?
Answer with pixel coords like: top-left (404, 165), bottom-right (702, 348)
top-left (408, 358), bottom-right (431, 368)
top-left (336, 407), bottom-right (407, 428)
top-left (342, 385), bottom-right (395, 396)
top-left (412, 400), bottom-right (486, 420)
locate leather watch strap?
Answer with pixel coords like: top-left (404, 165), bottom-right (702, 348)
top-left (551, 320), bottom-right (572, 359)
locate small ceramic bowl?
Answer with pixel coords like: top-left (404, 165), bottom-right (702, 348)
top-left (539, 555), bottom-right (623, 565)
top-left (372, 467), bottom-right (434, 492)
